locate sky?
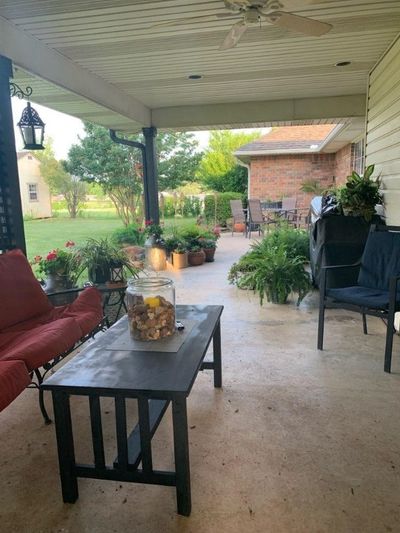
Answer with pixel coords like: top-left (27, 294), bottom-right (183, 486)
top-left (11, 98), bottom-right (264, 159)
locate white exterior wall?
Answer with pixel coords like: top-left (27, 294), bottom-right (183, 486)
top-left (366, 35), bottom-right (400, 225)
top-left (17, 152), bottom-right (52, 219)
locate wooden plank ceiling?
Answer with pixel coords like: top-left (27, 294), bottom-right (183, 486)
top-left (1, 0), bottom-right (400, 132)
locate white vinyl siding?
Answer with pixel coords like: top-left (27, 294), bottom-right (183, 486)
top-left (366, 35), bottom-right (400, 225)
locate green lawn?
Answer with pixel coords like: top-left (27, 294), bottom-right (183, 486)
top-left (24, 216), bottom-right (196, 259)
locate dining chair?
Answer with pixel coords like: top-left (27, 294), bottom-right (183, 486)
top-left (247, 199), bottom-right (265, 239)
top-left (281, 197), bottom-right (300, 227)
top-left (229, 199), bottom-right (246, 236)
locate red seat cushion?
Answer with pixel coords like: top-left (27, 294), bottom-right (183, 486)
top-left (0, 318), bottom-right (82, 371)
top-left (55, 287), bottom-right (103, 336)
top-left (0, 360), bottom-right (31, 412)
top-left (0, 249), bottom-right (53, 330)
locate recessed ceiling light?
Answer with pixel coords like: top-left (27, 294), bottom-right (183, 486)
top-left (188, 74), bottom-right (202, 80)
top-left (335, 61), bottom-right (352, 67)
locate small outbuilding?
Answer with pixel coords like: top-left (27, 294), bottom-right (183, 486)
top-left (17, 151), bottom-right (52, 219)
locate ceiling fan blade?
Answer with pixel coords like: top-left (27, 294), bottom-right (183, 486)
top-left (219, 20), bottom-right (248, 50)
top-left (266, 11), bottom-right (332, 36)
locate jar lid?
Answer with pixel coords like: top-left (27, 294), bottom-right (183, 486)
top-left (127, 277), bottom-right (173, 289)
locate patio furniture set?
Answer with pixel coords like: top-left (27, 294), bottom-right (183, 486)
top-left (1, 223), bottom-right (400, 515)
top-left (230, 197), bottom-right (302, 238)
top-left (0, 248), bottom-right (223, 516)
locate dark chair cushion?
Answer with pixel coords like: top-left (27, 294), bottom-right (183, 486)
top-left (358, 231), bottom-right (400, 290)
top-left (0, 360), bottom-right (31, 412)
top-left (327, 286), bottom-right (400, 309)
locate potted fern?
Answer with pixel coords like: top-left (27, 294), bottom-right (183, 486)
top-left (228, 226), bottom-right (311, 304)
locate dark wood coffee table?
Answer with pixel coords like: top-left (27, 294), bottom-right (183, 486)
top-left (42, 304), bottom-right (223, 516)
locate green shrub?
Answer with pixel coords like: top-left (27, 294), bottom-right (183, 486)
top-left (204, 192), bottom-right (243, 226)
top-left (112, 223), bottom-right (146, 246)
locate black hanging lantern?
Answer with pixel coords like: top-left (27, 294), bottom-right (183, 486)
top-left (17, 101), bottom-right (45, 150)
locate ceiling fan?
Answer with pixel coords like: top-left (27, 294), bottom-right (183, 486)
top-left (152, 0), bottom-right (332, 51)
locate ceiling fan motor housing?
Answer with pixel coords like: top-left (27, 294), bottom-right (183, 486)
top-left (223, 0), bottom-right (270, 12)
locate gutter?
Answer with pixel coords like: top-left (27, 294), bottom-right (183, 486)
top-left (236, 158), bottom-right (251, 198)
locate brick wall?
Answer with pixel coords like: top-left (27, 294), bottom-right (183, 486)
top-left (249, 143), bottom-right (355, 210)
top-left (334, 144), bottom-right (354, 185)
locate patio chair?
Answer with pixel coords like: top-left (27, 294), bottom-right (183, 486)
top-left (247, 199), bottom-right (267, 238)
top-left (230, 199), bottom-right (246, 236)
top-left (281, 197), bottom-right (300, 227)
top-left (317, 225), bottom-right (400, 372)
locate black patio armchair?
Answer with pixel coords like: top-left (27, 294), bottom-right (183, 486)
top-left (317, 225), bottom-right (400, 373)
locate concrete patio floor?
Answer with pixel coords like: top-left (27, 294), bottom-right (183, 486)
top-left (1, 233), bottom-right (400, 533)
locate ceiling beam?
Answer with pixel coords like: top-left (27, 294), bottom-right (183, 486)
top-left (0, 16), bottom-right (151, 127)
top-left (152, 94), bottom-right (366, 130)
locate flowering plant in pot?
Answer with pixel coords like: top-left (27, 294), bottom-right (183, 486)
top-left (32, 240), bottom-right (83, 291)
top-left (143, 220), bottom-right (165, 246)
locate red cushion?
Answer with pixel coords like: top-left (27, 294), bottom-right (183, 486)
top-left (0, 360), bottom-right (31, 412)
top-left (0, 249), bottom-right (53, 330)
top-left (56, 287), bottom-right (103, 336)
top-left (0, 318), bottom-right (82, 371)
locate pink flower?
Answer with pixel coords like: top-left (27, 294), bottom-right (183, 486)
top-left (145, 219), bottom-right (153, 226)
top-left (46, 252), bottom-right (57, 261)
top-left (65, 240), bottom-right (75, 248)
top-left (33, 255), bottom-right (42, 264)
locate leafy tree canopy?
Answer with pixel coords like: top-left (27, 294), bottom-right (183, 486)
top-left (36, 138), bottom-right (86, 218)
top-left (197, 130), bottom-right (260, 193)
top-left (157, 132), bottom-right (202, 191)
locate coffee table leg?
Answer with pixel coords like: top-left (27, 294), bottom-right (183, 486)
top-left (172, 396), bottom-right (191, 516)
top-left (52, 391), bottom-right (78, 503)
top-left (213, 319), bottom-right (222, 388)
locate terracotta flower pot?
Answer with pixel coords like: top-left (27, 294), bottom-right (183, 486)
top-left (188, 249), bottom-right (206, 266)
top-left (172, 251), bottom-right (188, 269)
top-left (203, 247), bottom-right (216, 262)
top-left (234, 222), bottom-right (246, 233)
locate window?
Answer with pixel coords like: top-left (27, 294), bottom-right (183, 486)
top-left (352, 139), bottom-right (365, 175)
top-left (28, 183), bottom-right (38, 202)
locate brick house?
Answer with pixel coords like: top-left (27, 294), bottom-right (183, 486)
top-left (235, 125), bottom-right (365, 211)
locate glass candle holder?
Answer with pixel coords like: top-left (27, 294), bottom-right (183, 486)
top-left (125, 277), bottom-right (175, 341)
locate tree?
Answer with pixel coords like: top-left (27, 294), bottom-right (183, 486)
top-left (36, 139), bottom-right (86, 218)
top-left (66, 124), bottom-right (201, 226)
top-left (197, 130), bottom-right (260, 193)
top-left (66, 123), bottom-right (143, 226)
top-left (157, 132), bottom-right (202, 191)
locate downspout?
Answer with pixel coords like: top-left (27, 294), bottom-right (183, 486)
top-left (109, 129), bottom-right (150, 221)
top-left (237, 159), bottom-right (251, 198)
